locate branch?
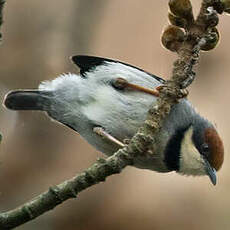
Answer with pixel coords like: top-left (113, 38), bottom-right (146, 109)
top-left (0, 151), bottom-right (132, 229)
top-left (0, 0), bottom-right (5, 42)
top-left (0, 0), bottom-right (228, 229)
top-left (0, 0), bottom-right (6, 144)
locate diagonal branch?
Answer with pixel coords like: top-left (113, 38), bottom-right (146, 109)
top-left (0, 0), bottom-right (228, 229)
top-left (0, 151), bottom-right (133, 229)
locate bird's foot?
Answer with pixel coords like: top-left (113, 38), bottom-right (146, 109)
top-left (178, 88), bottom-right (189, 98)
top-left (154, 85), bottom-right (188, 99)
top-left (123, 138), bottom-right (131, 144)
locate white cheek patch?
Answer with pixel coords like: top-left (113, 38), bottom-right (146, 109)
top-left (179, 127), bottom-right (206, 176)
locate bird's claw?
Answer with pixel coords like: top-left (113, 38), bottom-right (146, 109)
top-left (178, 89), bottom-right (189, 98)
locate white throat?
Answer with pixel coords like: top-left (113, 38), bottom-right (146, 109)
top-left (179, 127), bottom-right (206, 176)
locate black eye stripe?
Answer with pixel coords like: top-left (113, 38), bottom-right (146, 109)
top-left (202, 143), bottom-right (209, 151)
top-left (201, 143), bottom-right (210, 158)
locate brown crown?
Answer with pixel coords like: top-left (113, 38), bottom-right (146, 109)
top-left (204, 128), bottom-right (224, 171)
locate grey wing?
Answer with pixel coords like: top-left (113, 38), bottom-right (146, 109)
top-left (77, 57), bottom-right (163, 146)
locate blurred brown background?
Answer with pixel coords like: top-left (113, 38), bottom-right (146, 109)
top-left (0, 0), bottom-right (230, 229)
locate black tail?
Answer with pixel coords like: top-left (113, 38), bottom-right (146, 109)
top-left (3, 90), bottom-right (50, 111)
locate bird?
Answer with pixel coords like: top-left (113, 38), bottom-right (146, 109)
top-left (3, 55), bottom-right (224, 185)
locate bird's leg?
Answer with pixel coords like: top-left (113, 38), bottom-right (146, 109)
top-left (93, 127), bottom-right (125, 147)
top-left (112, 77), bottom-right (162, 97)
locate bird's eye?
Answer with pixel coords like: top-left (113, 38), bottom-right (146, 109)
top-left (201, 143), bottom-right (209, 156)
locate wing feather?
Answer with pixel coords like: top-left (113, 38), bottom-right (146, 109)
top-left (71, 55), bottom-right (165, 83)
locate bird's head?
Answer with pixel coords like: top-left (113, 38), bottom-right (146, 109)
top-left (178, 120), bottom-right (224, 185)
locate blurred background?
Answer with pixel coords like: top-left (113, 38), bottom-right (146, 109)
top-left (0, 0), bottom-right (230, 229)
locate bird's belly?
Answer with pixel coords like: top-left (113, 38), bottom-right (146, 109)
top-left (78, 118), bottom-right (170, 173)
top-left (71, 85), bottom-right (171, 172)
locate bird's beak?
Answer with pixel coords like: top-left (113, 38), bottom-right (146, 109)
top-left (205, 159), bottom-right (217, 186)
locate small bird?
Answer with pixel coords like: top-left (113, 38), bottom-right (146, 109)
top-left (3, 55), bottom-right (224, 185)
